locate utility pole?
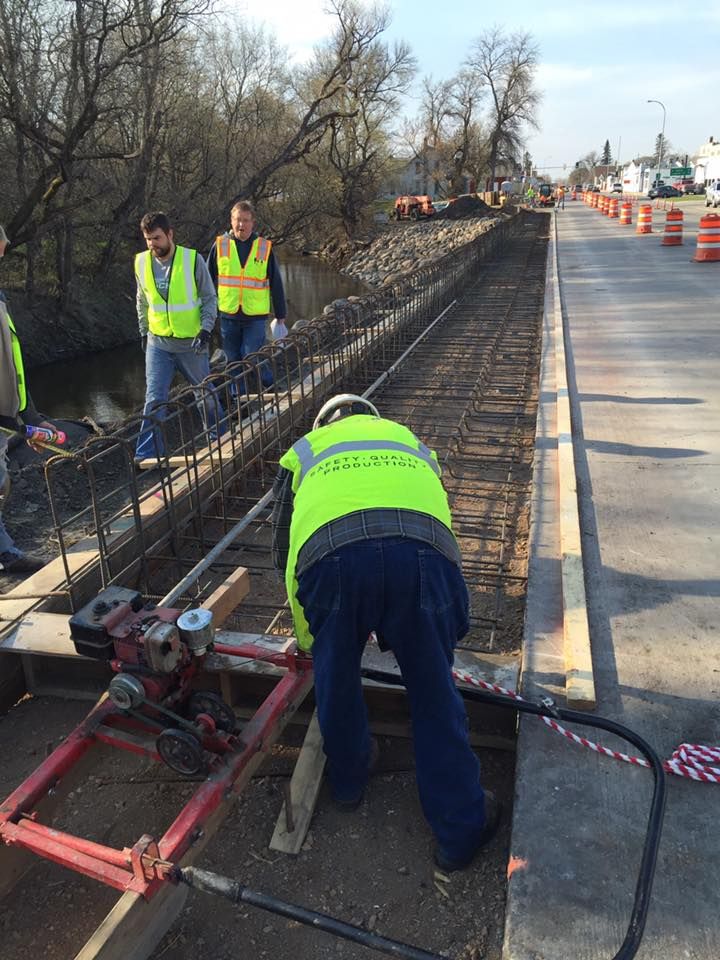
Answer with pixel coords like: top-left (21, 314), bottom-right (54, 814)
top-left (647, 99), bottom-right (666, 184)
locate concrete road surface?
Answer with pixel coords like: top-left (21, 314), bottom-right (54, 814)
top-left (505, 203), bottom-right (720, 960)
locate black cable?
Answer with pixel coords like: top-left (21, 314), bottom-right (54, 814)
top-left (178, 866), bottom-right (445, 960)
top-left (361, 667), bottom-right (667, 960)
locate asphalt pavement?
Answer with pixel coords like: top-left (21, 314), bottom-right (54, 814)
top-left (504, 200), bottom-right (720, 960)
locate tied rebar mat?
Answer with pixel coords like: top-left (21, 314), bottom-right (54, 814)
top-left (41, 211), bottom-right (548, 654)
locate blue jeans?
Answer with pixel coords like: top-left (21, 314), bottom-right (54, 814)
top-left (135, 343), bottom-right (223, 461)
top-left (0, 440), bottom-right (19, 557)
top-left (297, 537), bottom-right (487, 860)
top-left (220, 314), bottom-right (273, 391)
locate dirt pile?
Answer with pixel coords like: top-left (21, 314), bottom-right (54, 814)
top-left (435, 195), bottom-right (495, 219)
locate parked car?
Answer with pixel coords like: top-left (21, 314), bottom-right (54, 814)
top-left (673, 178), bottom-right (695, 193)
top-left (648, 184), bottom-right (680, 199)
top-left (611, 182), bottom-right (623, 193)
top-left (704, 181), bottom-right (720, 207)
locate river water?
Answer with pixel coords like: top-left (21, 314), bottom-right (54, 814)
top-left (30, 252), bottom-right (367, 423)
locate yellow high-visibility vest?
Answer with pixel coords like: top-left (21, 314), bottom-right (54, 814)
top-left (279, 415), bottom-right (455, 649)
top-left (215, 235), bottom-right (271, 316)
top-left (6, 313), bottom-right (27, 412)
top-left (135, 245), bottom-right (201, 338)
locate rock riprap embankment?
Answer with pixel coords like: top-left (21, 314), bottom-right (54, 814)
top-left (340, 215), bottom-right (501, 288)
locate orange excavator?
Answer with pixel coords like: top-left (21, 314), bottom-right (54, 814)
top-left (392, 195), bottom-right (436, 220)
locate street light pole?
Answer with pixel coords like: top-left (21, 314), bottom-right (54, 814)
top-left (647, 99), bottom-right (666, 185)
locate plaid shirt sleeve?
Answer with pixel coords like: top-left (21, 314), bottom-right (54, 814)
top-left (271, 465), bottom-right (294, 573)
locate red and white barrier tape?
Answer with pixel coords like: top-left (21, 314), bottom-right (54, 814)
top-left (452, 668), bottom-right (720, 784)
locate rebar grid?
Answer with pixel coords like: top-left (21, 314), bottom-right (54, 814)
top-left (39, 214), bottom-right (543, 650)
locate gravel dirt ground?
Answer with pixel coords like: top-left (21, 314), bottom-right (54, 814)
top-left (0, 695), bottom-right (514, 960)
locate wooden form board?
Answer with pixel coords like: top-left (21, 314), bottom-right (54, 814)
top-left (551, 215), bottom-right (596, 710)
top-left (269, 709), bottom-right (325, 855)
top-left (201, 567), bottom-right (250, 626)
top-left (0, 610), bottom-right (518, 689)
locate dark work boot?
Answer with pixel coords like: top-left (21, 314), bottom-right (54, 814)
top-left (433, 790), bottom-right (501, 873)
top-left (0, 552), bottom-right (45, 575)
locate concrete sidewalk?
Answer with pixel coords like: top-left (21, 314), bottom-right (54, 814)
top-left (504, 203), bottom-right (720, 959)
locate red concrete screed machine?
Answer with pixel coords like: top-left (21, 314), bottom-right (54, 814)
top-left (0, 584), bottom-right (313, 897)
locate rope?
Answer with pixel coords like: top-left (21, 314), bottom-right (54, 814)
top-left (452, 667), bottom-right (720, 784)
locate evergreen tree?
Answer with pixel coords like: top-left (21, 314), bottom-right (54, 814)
top-left (653, 133), bottom-right (670, 168)
top-left (601, 139), bottom-right (612, 165)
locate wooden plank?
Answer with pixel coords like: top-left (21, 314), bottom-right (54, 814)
top-left (135, 456), bottom-right (189, 470)
top-left (74, 881), bottom-right (188, 960)
top-left (231, 704), bottom-right (516, 751)
top-left (202, 567), bottom-right (250, 628)
top-left (551, 216), bottom-right (596, 710)
top-left (269, 709), bottom-right (325, 855)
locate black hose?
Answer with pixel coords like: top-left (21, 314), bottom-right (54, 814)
top-left (178, 866), bottom-right (445, 960)
top-left (360, 667), bottom-right (667, 960)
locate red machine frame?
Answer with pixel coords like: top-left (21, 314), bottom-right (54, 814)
top-left (0, 641), bottom-right (313, 898)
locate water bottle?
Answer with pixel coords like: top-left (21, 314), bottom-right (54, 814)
top-left (23, 424), bottom-right (67, 445)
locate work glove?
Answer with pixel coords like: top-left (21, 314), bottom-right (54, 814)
top-left (270, 318), bottom-right (289, 340)
top-left (191, 329), bottom-right (211, 354)
top-left (140, 335), bottom-right (147, 353)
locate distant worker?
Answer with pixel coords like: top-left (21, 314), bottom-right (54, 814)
top-left (556, 185), bottom-right (565, 209)
top-left (207, 200), bottom-right (287, 393)
top-left (0, 224), bottom-right (59, 575)
top-left (134, 211), bottom-right (220, 465)
top-left (525, 185), bottom-right (536, 207)
top-left (271, 394), bottom-right (500, 872)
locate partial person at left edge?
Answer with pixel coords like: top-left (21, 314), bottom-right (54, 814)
top-left (0, 223), bottom-right (60, 576)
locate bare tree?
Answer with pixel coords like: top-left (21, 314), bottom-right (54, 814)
top-left (465, 28), bottom-right (540, 185)
top-left (319, 2), bottom-right (415, 236)
top-left (0, 0), bottom-right (213, 302)
top-left (444, 69), bottom-right (485, 195)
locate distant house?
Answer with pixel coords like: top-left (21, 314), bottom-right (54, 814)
top-left (381, 146), bottom-right (479, 199)
top-left (381, 149), bottom-right (444, 199)
top-left (695, 136), bottom-right (720, 185)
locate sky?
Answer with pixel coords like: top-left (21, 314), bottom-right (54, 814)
top-left (226, 0), bottom-right (720, 177)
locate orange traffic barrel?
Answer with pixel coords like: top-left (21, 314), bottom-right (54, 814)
top-left (636, 204), bottom-right (652, 234)
top-left (601, 195), bottom-right (610, 215)
top-left (590, 192), bottom-right (598, 208)
top-left (661, 208), bottom-right (684, 245)
top-left (619, 201), bottom-right (632, 225)
top-left (694, 213), bottom-right (720, 261)
top-left (608, 198), bottom-right (620, 218)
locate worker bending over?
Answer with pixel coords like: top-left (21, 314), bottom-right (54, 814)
top-left (271, 394), bottom-right (500, 871)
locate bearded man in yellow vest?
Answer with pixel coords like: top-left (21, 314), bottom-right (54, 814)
top-left (0, 224), bottom-right (60, 574)
top-left (271, 394), bottom-right (500, 872)
top-left (134, 212), bottom-right (221, 465)
top-left (207, 200), bottom-right (287, 394)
